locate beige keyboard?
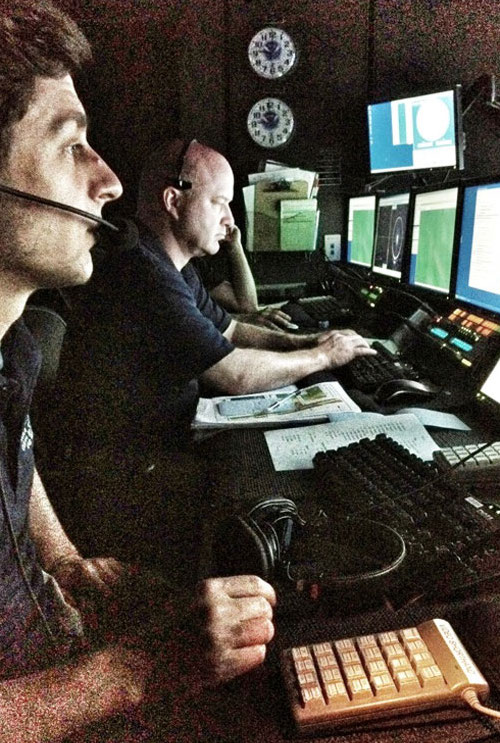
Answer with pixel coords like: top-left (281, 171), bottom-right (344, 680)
top-left (280, 618), bottom-right (489, 734)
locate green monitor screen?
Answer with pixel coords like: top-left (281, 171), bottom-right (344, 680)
top-left (408, 186), bottom-right (458, 294)
top-left (346, 195), bottom-right (376, 267)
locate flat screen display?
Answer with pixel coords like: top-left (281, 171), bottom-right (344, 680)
top-left (371, 192), bottom-right (410, 279)
top-left (480, 355), bottom-right (500, 405)
top-left (368, 88), bottom-right (463, 174)
top-left (346, 195), bottom-right (376, 267)
top-left (455, 180), bottom-right (500, 316)
top-left (408, 187), bottom-right (459, 294)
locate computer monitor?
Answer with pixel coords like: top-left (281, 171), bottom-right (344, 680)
top-left (454, 179), bottom-right (500, 316)
top-left (479, 355), bottom-right (500, 406)
top-left (407, 186), bottom-right (459, 294)
top-left (367, 87), bottom-right (464, 174)
top-left (346, 194), bottom-right (376, 267)
top-left (371, 192), bottom-right (410, 280)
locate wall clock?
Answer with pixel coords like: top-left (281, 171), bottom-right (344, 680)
top-left (248, 26), bottom-right (297, 80)
top-left (247, 97), bottom-right (295, 148)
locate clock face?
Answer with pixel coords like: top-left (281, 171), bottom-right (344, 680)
top-left (248, 27), bottom-right (297, 79)
top-left (247, 97), bottom-right (295, 148)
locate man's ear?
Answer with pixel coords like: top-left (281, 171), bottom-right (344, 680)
top-left (161, 186), bottom-right (182, 218)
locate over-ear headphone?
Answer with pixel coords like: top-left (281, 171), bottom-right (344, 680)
top-left (215, 498), bottom-right (305, 581)
top-left (214, 497), bottom-right (406, 599)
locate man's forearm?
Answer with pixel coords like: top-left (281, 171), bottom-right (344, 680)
top-left (202, 345), bottom-right (327, 394)
top-left (224, 238), bottom-right (258, 312)
top-left (228, 319), bottom-right (316, 351)
top-left (29, 468), bottom-right (80, 571)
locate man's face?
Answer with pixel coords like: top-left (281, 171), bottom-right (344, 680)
top-left (0, 74), bottom-right (122, 291)
top-left (177, 153), bottom-right (235, 260)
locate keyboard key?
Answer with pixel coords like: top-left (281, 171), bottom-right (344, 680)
top-left (410, 651), bottom-right (436, 671)
top-left (324, 680), bottom-right (349, 703)
top-left (300, 683), bottom-right (323, 706)
top-left (371, 672), bottom-right (397, 697)
top-left (348, 677), bottom-right (373, 700)
top-left (394, 668), bottom-right (421, 692)
top-left (418, 664), bottom-right (445, 689)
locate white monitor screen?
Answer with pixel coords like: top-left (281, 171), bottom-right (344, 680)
top-left (480, 356), bottom-right (500, 405)
top-left (455, 180), bottom-right (500, 315)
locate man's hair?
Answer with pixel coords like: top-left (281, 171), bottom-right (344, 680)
top-left (0, 0), bottom-right (91, 166)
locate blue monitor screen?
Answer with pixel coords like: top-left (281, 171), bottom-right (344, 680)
top-left (346, 195), bottom-right (376, 267)
top-left (455, 180), bottom-right (500, 316)
top-left (368, 89), bottom-right (462, 174)
top-left (371, 192), bottom-right (410, 279)
top-left (408, 187), bottom-right (459, 294)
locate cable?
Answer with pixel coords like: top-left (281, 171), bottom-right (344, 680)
top-left (342, 437), bottom-right (500, 524)
top-left (0, 470), bottom-right (58, 648)
top-left (382, 284), bottom-right (437, 315)
top-left (283, 507), bottom-right (406, 586)
top-left (462, 688), bottom-right (500, 720)
top-left (0, 183), bottom-right (118, 231)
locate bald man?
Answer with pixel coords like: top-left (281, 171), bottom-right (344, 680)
top-left (43, 139), bottom-right (374, 568)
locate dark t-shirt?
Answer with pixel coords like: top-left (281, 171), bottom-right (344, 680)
top-left (38, 221), bottom-right (234, 564)
top-left (0, 320), bottom-right (81, 678)
top-left (191, 246), bottom-right (231, 292)
top-left (54, 221), bottom-right (234, 468)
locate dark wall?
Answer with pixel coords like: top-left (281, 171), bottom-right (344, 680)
top-left (371, 0), bottom-right (500, 179)
top-left (59, 0), bottom-right (500, 278)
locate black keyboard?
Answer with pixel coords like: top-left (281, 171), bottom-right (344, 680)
top-left (313, 434), bottom-right (500, 606)
top-left (281, 296), bottom-right (354, 329)
top-left (341, 341), bottom-right (420, 392)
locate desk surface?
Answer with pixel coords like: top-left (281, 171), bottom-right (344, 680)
top-left (190, 428), bottom-right (500, 743)
top-left (156, 590), bottom-right (500, 743)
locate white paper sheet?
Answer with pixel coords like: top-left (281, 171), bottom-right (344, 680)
top-left (264, 412), bottom-right (439, 471)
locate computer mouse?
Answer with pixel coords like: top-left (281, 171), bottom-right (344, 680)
top-left (374, 378), bottom-right (437, 406)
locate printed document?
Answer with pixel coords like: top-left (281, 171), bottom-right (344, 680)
top-left (264, 412), bottom-right (439, 471)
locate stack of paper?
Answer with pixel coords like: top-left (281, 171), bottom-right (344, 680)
top-left (191, 382), bottom-right (360, 430)
top-left (243, 160), bottom-right (319, 252)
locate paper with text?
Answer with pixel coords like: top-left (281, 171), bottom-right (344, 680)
top-left (264, 412), bottom-right (439, 471)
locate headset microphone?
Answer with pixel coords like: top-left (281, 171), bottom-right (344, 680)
top-left (0, 183), bottom-right (118, 232)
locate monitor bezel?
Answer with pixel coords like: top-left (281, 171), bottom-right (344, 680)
top-left (367, 84), bottom-right (465, 176)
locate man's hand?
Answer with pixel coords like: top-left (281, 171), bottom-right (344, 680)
top-left (316, 328), bottom-right (376, 368)
top-left (50, 555), bottom-right (128, 603)
top-left (224, 224), bottom-right (243, 250)
top-left (166, 575), bottom-right (276, 694)
top-left (239, 306), bottom-right (299, 331)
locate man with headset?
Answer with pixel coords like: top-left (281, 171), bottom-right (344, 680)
top-left (0, 2), bottom-right (276, 740)
top-left (41, 137), bottom-right (375, 570)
